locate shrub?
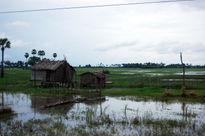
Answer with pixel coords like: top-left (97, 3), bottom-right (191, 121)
top-left (102, 70), bottom-right (110, 74)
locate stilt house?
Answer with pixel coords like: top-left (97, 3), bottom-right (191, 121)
top-left (80, 71), bottom-right (106, 87)
top-left (31, 60), bottom-right (75, 86)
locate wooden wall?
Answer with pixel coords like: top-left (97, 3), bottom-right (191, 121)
top-left (31, 70), bottom-right (47, 81)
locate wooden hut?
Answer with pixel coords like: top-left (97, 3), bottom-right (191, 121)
top-left (31, 60), bottom-right (75, 87)
top-left (80, 71), bottom-right (106, 88)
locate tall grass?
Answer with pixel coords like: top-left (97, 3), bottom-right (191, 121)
top-left (1, 68), bottom-right (205, 101)
top-left (1, 105), bottom-right (204, 136)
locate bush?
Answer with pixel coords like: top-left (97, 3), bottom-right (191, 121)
top-left (163, 90), bottom-right (176, 97)
top-left (181, 92), bottom-right (197, 97)
top-left (102, 70), bottom-right (110, 74)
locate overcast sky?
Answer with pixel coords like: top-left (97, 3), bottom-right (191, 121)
top-left (0, 0), bottom-right (205, 66)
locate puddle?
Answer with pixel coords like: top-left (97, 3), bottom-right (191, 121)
top-left (1, 92), bottom-right (205, 135)
top-left (175, 71), bottom-right (205, 75)
top-left (0, 92), bottom-right (204, 122)
top-left (162, 79), bottom-right (204, 81)
top-left (117, 69), bottom-right (205, 77)
top-left (120, 72), bottom-right (136, 75)
top-left (146, 73), bottom-right (166, 76)
top-left (119, 70), bottom-right (154, 75)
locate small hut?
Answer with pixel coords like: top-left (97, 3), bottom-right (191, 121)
top-left (31, 60), bottom-right (75, 87)
top-left (80, 71), bottom-right (106, 88)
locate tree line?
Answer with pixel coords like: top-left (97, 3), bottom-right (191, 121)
top-left (81, 63), bottom-right (205, 68)
top-left (1, 37), bottom-right (205, 79)
top-left (23, 49), bottom-right (57, 67)
top-left (122, 63), bottom-right (205, 68)
top-left (0, 37), bottom-right (58, 76)
top-left (3, 49), bottom-right (57, 69)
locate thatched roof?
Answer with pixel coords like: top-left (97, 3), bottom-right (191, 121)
top-left (80, 71), bottom-right (105, 79)
top-left (31, 60), bottom-right (75, 71)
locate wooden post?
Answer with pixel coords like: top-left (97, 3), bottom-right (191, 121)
top-left (34, 70), bottom-right (36, 87)
top-left (180, 52), bottom-right (185, 93)
top-left (1, 91), bottom-right (4, 107)
top-left (100, 99), bottom-right (102, 116)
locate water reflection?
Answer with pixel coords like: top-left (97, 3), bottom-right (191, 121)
top-left (0, 92), bottom-right (205, 126)
top-left (30, 95), bottom-right (75, 115)
top-left (1, 92), bottom-right (4, 107)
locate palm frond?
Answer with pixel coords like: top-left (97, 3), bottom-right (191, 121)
top-left (0, 38), bottom-right (8, 47)
top-left (5, 41), bottom-right (11, 48)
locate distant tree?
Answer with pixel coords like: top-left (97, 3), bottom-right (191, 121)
top-left (53, 53), bottom-right (57, 60)
top-left (24, 52), bottom-right (29, 68)
top-left (42, 50), bottom-right (45, 59)
top-left (159, 63), bottom-right (165, 68)
top-left (10, 62), bottom-right (16, 67)
top-left (17, 61), bottom-right (24, 68)
top-left (110, 64), bottom-right (122, 68)
top-left (28, 56), bottom-right (40, 66)
top-left (38, 50), bottom-right (45, 60)
top-left (99, 63), bottom-right (104, 67)
top-left (42, 58), bottom-right (49, 61)
top-left (4, 60), bottom-right (11, 68)
top-left (37, 50), bottom-right (41, 57)
top-left (31, 49), bottom-right (37, 56)
top-left (24, 52), bottom-right (29, 60)
top-left (0, 38), bottom-right (11, 78)
top-left (85, 64), bottom-right (91, 67)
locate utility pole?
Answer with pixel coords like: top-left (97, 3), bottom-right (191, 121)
top-left (180, 52), bottom-right (185, 91)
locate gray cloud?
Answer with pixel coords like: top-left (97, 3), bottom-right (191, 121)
top-left (130, 41), bottom-right (205, 55)
top-left (11, 39), bottom-right (29, 47)
top-left (6, 21), bottom-right (31, 28)
top-left (1, 0), bottom-right (205, 65)
top-left (180, 0), bottom-right (205, 10)
top-left (96, 41), bottom-right (137, 51)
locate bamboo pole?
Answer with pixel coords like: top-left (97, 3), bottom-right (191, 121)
top-left (180, 52), bottom-right (186, 93)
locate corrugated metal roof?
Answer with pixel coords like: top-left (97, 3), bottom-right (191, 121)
top-left (31, 60), bottom-right (74, 71)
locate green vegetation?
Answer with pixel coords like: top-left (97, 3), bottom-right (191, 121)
top-left (0, 68), bottom-right (205, 102)
top-left (53, 53), bottom-right (57, 60)
top-left (0, 38), bottom-right (11, 78)
top-left (1, 106), bottom-right (204, 136)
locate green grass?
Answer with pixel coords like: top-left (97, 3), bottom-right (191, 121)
top-left (1, 101), bottom-right (205, 136)
top-left (75, 67), bottom-right (205, 89)
top-left (0, 68), bottom-right (205, 102)
top-left (102, 87), bottom-right (164, 96)
top-left (101, 88), bottom-right (205, 102)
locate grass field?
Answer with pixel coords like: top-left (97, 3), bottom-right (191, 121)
top-left (0, 67), bottom-right (205, 102)
top-left (72, 67), bottom-right (205, 89)
top-left (1, 68), bottom-right (205, 135)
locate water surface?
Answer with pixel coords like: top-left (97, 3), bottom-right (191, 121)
top-left (1, 92), bottom-right (205, 135)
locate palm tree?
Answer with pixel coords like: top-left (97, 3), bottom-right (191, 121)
top-left (41, 50), bottom-right (45, 59)
top-left (0, 38), bottom-right (11, 78)
top-left (38, 50), bottom-right (45, 60)
top-left (24, 52), bottom-right (29, 60)
top-left (53, 53), bottom-right (57, 60)
top-left (38, 50), bottom-right (42, 59)
top-left (24, 52), bottom-right (29, 68)
top-left (31, 49), bottom-right (37, 56)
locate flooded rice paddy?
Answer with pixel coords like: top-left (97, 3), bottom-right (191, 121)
top-left (1, 92), bottom-right (205, 136)
top-left (118, 69), bottom-right (205, 76)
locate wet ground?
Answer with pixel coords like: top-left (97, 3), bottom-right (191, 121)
top-left (0, 92), bottom-right (205, 135)
top-left (118, 69), bottom-right (205, 76)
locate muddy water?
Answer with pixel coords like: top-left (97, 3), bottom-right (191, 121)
top-left (176, 71), bottom-right (205, 75)
top-left (1, 92), bottom-right (205, 125)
